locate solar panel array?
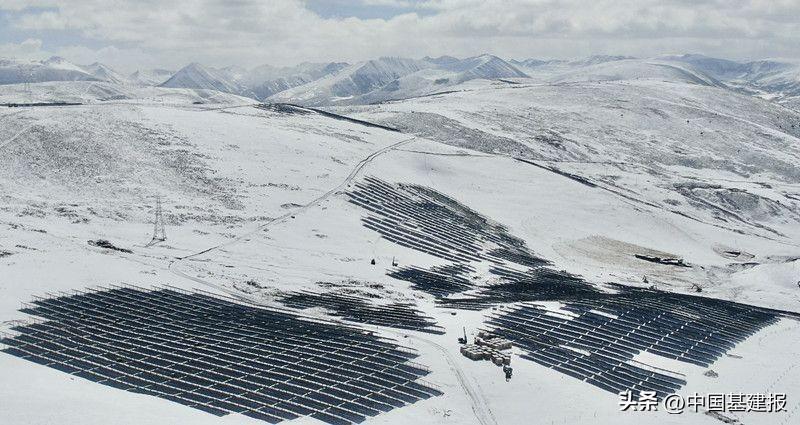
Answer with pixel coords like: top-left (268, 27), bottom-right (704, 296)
top-left (279, 290), bottom-right (444, 334)
top-left (347, 177), bottom-right (544, 273)
top-left (485, 285), bottom-right (780, 398)
top-left (0, 286), bottom-right (441, 424)
top-left (435, 269), bottom-right (591, 310)
top-left (349, 177), bottom-right (575, 309)
top-left (388, 264), bottom-right (475, 298)
top-left (346, 177), bottom-right (787, 399)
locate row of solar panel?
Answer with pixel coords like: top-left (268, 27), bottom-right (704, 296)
top-left (22, 289), bottom-right (428, 379)
top-left (498, 301), bottom-right (770, 367)
top-left (8, 314), bottom-right (431, 389)
top-left (352, 177), bottom-right (484, 245)
top-left (2, 287), bottom-right (442, 424)
top-left (351, 191), bottom-right (482, 250)
top-left (349, 177), bottom-right (540, 270)
top-left (361, 216), bottom-right (479, 263)
top-left (28, 287), bottom-right (410, 351)
top-left (486, 298), bottom-right (777, 397)
top-left (495, 306), bottom-right (723, 366)
top-left (361, 176), bottom-right (519, 249)
top-left (279, 291), bottom-right (444, 334)
top-left (388, 266), bottom-right (474, 298)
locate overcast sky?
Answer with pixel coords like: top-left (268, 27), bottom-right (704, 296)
top-left (1, 0), bottom-right (799, 73)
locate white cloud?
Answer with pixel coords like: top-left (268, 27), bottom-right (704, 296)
top-left (14, 10), bottom-right (74, 30)
top-left (56, 44), bottom-right (164, 72)
top-left (358, 0), bottom-right (416, 6)
top-left (0, 38), bottom-right (50, 61)
top-left (2, 0), bottom-right (799, 72)
top-left (0, 1), bottom-right (58, 12)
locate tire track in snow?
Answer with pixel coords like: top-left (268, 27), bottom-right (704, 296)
top-left (0, 111), bottom-right (34, 151)
top-left (398, 332), bottom-right (498, 425)
top-left (173, 134), bottom-right (417, 261)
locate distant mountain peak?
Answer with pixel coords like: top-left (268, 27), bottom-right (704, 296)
top-left (0, 56), bottom-right (103, 85)
top-left (571, 55), bottom-right (636, 66)
top-left (423, 55), bottom-right (460, 66)
top-left (80, 62), bottom-right (127, 84)
top-left (129, 68), bottom-right (174, 86)
top-left (160, 62), bottom-right (254, 98)
top-left (43, 56), bottom-right (69, 64)
top-left (268, 54), bottom-right (528, 106)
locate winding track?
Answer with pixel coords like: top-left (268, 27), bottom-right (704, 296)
top-left (173, 134), bottom-right (417, 261)
top-left (397, 331), bottom-right (498, 425)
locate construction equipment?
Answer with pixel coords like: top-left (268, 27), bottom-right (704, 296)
top-left (475, 331), bottom-right (512, 350)
top-left (503, 365), bottom-right (513, 381)
top-left (460, 344), bottom-right (511, 365)
top-left (457, 327), bottom-right (467, 344)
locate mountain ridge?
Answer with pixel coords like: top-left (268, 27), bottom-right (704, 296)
top-left (2, 53), bottom-right (800, 106)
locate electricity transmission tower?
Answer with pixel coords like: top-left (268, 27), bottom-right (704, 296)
top-left (21, 66), bottom-right (32, 104)
top-left (146, 196), bottom-right (167, 246)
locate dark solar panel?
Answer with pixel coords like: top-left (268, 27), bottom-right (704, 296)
top-left (346, 177), bottom-right (791, 400)
top-left (279, 290), bottom-right (443, 334)
top-left (347, 177), bottom-right (545, 270)
top-left (485, 287), bottom-right (781, 399)
top-left (0, 286), bottom-right (442, 424)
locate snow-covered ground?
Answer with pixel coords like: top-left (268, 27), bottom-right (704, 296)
top-left (0, 80), bottom-right (255, 105)
top-left (339, 79), bottom-right (800, 306)
top-left (1, 74), bottom-right (799, 425)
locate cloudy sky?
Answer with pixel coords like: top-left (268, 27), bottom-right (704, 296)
top-left (1, 0), bottom-right (799, 73)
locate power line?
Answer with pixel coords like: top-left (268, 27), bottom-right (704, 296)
top-left (146, 195), bottom-right (167, 246)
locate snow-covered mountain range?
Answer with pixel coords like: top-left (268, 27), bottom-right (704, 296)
top-left (661, 54), bottom-right (800, 99)
top-left (2, 53), bottom-right (800, 107)
top-left (0, 56), bottom-right (103, 85)
top-left (268, 54), bottom-right (535, 105)
top-left (245, 62), bottom-right (348, 99)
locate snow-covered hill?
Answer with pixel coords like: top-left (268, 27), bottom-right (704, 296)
top-left (510, 55), bottom-right (634, 80)
top-left (129, 68), bottom-right (174, 86)
top-left (548, 59), bottom-right (725, 87)
top-left (0, 80), bottom-right (254, 104)
top-left (268, 57), bottom-right (428, 105)
top-left (339, 79), bottom-right (800, 301)
top-left (0, 56), bottom-right (101, 85)
top-left (0, 56), bottom-right (138, 88)
top-left (269, 54), bottom-right (528, 105)
top-left (433, 54), bottom-right (528, 80)
top-left (244, 61), bottom-right (348, 100)
top-left (662, 54), bottom-right (800, 102)
top-left (81, 62), bottom-right (128, 85)
top-left (159, 62), bottom-right (254, 98)
top-left (509, 54), bottom-right (800, 107)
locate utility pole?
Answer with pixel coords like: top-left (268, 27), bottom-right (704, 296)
top-left (146, 195), bottom-right (167, 246)
top-left (26, 66), bottom-right (33, 104)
